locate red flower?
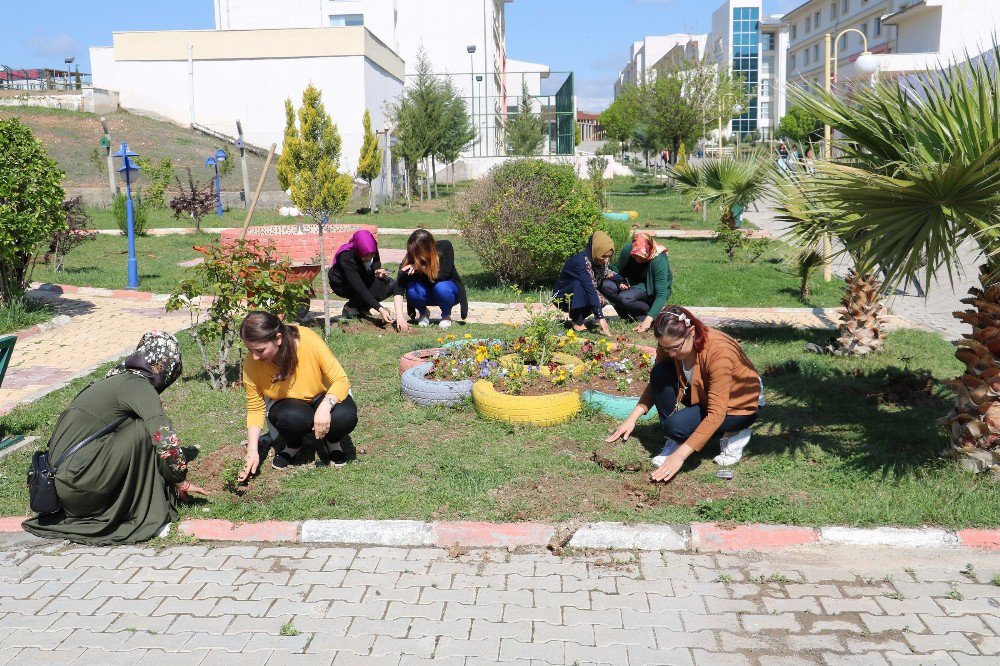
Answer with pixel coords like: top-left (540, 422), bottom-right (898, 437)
top-left (153, 431), bottom-right (162, 443)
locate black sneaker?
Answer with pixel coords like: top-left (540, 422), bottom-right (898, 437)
top-left (272, 448), bottom-right (299, 470)
top-left (328, 449), bottom-right (349, 468)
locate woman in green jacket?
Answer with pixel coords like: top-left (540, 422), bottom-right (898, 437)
top-left (600, 232), bottom-right (673, 333)
top-left (22, 332), bottom-right (208, 545)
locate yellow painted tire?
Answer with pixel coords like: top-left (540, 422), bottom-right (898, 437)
top-left (498, 353), bottom-right (586, 377)
top-left (472, 380), bottom-right (581, 426)
top-left (627, 210), bottom-right (639, 219)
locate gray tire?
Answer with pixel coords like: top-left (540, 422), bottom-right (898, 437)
top-left (401, 362), bottom-right (473, 407)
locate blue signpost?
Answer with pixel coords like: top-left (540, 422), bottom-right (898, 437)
top-left (205, 149), bottom-right (227, 216)
top-left (114, 142), bottom-right (140, 290)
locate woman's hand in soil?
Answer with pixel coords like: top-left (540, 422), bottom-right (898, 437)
top-left (606, 420), bottom-right (636, 443)
top-left (240, 450), bottom-right (260, 483)
top-left (395, 318), bottom-right (410, 333)
top-left (599, 318), bottom-right (611, 336)
top-left (175, 481), bottom-right (210, 501)
top-left (634, 317), bottom-right (653, 334)
top-left (572, 324), bottom-right (588, 333)
top-left (650, 451), bottom-right (684, 483)
top-left (378, 307), bottom-right (394, 324)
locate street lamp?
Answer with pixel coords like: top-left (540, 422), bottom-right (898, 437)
top-left (64, 57), bottom-right (74, 91)
top-left (467, 45), bottom-right (477, 156)
top-left (204, 148), bottom-right (227, 217)
top-left (820, 28), bottom-right (879, 280)
top-left (114, 142), bottom-right (141, 290)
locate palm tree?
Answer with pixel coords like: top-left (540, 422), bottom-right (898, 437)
top-left (671, 154), bottom-right (772, 231)
top-left (775, 170), bottom-right (889, 355)
top-left (788, 46), bottom-right (1000, 466)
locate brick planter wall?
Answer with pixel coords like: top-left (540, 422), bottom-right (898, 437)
top-left (219, 223), bottom-right (379, 265)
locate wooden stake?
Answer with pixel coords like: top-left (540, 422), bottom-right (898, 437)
top-left (241, 143), bottom-right (276, 240)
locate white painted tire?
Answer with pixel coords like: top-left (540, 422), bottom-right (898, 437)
top-left (401, 362), bottom-right (473, 407)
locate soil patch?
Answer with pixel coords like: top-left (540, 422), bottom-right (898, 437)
top-left (192, 440), bottom-right (281, 504)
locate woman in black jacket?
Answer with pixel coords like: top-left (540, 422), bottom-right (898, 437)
top-left (392, 229), bottom-right (469, 331)
top-left (329, 230), bottom-right (394, 323)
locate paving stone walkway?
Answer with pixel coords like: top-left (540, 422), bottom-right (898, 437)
top-left (0, 532), bottom-right (997, 664)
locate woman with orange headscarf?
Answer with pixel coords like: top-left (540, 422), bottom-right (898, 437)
top-left (599, 232), bottom-right (673, 333)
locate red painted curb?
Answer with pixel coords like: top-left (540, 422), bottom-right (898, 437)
top-left (179, 519), bottom-right (299, 542)
top-left (432, 522), bottom-right (555, 547)
top-left (957, 529), bottom-right (1000, 549)
top-left (0, 517), bottom-right (27, 532)
top-left (691, 522), bottom-right (819, 551)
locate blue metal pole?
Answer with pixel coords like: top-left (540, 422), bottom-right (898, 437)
top-left (214, 163), bottom-right (223, 216)
top-left (123, 142), bottom-right (140, 290)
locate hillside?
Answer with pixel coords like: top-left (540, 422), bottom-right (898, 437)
top-left (0, 105), bottom-right (283, 193)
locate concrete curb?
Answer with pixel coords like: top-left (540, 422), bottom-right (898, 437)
top-left (2, 518), bottom-right (997, 551)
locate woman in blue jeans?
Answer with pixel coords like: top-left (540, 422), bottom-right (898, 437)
top-left (392, 229), bottom-right (468, 331)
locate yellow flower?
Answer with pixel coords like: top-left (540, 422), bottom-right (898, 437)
top-left (445, 334), bottom-right (455, 340)
top-left (437, 337), bottom-right (444, 344)
top-left (464, 334), bottom-right (472, 339)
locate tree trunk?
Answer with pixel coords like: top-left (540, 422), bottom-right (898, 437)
top-left (368, 178), bottom-right (374, 211)
top-left (318, 215), bottom-right (330, 337)
top-left (943, 264), bottom-right (1000, 471)
top-left (833, 268), bottom-right (887, 356)
top-left (432, 155), bottom-right (438, 199)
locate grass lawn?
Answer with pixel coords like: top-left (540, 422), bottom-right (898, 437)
top-left (0, 298), bottom-right (55, 335)
top-left (1, 324), bottom-right (995, 528)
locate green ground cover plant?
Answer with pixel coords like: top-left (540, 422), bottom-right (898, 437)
top-left (0, 297), bottom-right (54, 335)
top-left (1, 324), bottom-right (995, 528)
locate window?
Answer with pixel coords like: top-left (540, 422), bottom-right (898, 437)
top-left (329, 14), bottom-right (363, 26)
top-left (760, 79), bottom-right (771, 97)
top-left (859, 21), bottom-right (867, 38)
top-left (760, 101), bottom-right (771, 119)
top-left (790, 53), bottom-right (797, 69)
top-left (813, 44), bottom-right (819, 62)
top-left (815, 11), bottom-right (821, 29)
top-left (791, 24), bottom-right (797, 40)
top-left (874, 18), bottom-right (882, 36)
top-left (842, 0), bottom-right (849, 13)
top-left (831, 2), bottom-right (837, 20)
top-left (806, 15), bottom-right (811, 32)
top-left (840, 34), bottom-right (848, 50)
top-left (763, 32), bottom-right (775, 50)
top-left (762, 55), bottom-right (774, 77)
top-left (730, 5), bottom-right (760, 135)
top-left (804, 49), bottom-right (810, 65)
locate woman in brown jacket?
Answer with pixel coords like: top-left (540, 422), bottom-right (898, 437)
top-left (606, 306), bottom-right (763, 482)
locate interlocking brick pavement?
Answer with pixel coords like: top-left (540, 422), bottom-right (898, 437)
top-left (1, 533), bottom-right (998, 664)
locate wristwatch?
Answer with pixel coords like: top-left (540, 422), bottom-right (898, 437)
top-left (324, 395), bottom-right (338, 408)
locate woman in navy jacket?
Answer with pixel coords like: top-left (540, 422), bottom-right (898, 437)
top-left (552, 231), bottom-right (620, 336)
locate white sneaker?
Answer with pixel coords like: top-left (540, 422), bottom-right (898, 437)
top-left (417, 317), bottom-right (430, 327)
top-left (342, 305), bottom-right (361, 318)
top-left (651, 438), bottom-right (680, 467)
top-left (438, 319), bottom-right (452, 329)
top-left (714, 428), bottom-right (752, 466)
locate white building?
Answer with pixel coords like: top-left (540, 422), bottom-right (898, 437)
top-left (706, 0), bottom-right (787, 139)
top-left (210, 0), bottom-right (513, 155)
top-left (614, 34), bottom-right (696, 99)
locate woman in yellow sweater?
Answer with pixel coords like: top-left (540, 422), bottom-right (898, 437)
top-left (238, 311), bottom-right (356, 481)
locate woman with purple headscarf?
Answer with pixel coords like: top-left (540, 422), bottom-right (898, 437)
top-left (328, 229), bottom-right (395, 323)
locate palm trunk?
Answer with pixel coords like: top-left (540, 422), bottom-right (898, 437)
top-left (943, 264), bottom-right (1000, 471)
top-left (833, 268), bottom-right (887, 355)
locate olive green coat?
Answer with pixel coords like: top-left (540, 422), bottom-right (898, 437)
top-left (22, 374), bottom-right (186, 545)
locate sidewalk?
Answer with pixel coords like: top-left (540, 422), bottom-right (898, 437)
top-left (0, 531), bottom-right (997, 664)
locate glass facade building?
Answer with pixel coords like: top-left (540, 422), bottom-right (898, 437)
top-left (731, 5), bottom-right (760, 135)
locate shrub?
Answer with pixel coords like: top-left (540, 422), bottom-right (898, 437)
top-left (112, 192), bottom-right (149, 237)
top-left (135, 156), bottom-right (174, 208)
top-left (0, 118), bottom-right (66, 305)
top-left (587, 157), bottom-right (609, 210)
top-left (169, 168), bottom-right (216, 233)
top-left (166, 239), bottom-right (313, 390)
top-left (601, 218), bottom-right (632, 256)
top-left (455, 159), bottom-right (602, 288)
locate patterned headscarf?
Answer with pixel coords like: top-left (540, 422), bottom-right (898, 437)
top-left (630, 232), bottom-right (668, 263)
top-left (106, 331), bottom-right (183, 394)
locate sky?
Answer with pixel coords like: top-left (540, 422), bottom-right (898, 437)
top-left (1, 0), bottom-right (794, 113)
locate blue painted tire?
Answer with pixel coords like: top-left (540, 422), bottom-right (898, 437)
top-left (401, 362), bottom-right (473, 407)
top-left (583, 389), bottom-right (658, 422)
top-left (441, 338), bottom-right (503, 350)
top-left (602, 212), bottom-right (631, 222)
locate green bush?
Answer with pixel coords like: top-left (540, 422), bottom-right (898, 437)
top-left (601, 218), bottom-right (632, 256)
top-left (112, 192), bottom-right (149, 237)
top-left (0, 118), bottom-right (66, 305)
top-left (454, 159), bottom-right (602, 287)
top-left (135, 156), bottom-right (174, 208)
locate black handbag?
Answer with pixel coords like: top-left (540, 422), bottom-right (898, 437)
top-left (27, 416), bottom-right (128, 515)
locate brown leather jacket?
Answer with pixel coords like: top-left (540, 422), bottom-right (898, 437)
top-left (640, 327), bottom-right (761, 451)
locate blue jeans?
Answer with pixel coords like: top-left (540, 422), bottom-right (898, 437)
top-left (406, 279), bottom-right (460, 319)
top-left (649, 362), bottom-right (758, 445)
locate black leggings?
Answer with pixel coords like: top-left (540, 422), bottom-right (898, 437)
top-left (600, 278), bottom-right (653, 321)
top-left (268, 394), bottom-right (358, 454)
top-left (330, 275), bottom-right (395, 311)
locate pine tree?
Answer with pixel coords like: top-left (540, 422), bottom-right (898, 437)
top-left (505, 81), bottom-right (546, 156)
top-left (435, 77), bottom-right (476, 192)
top-left (356, 110), bottom-right (382, 211)
top-left (276, 98), bottom-right (299, 191)
top-left (277, 84), bottom-right (354, 335)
